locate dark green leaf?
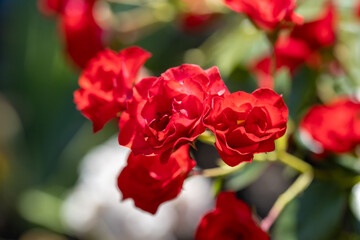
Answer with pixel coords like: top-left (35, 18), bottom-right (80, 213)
top-left (272, 180), bottom-right (347, 240)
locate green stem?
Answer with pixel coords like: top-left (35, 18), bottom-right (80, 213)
top-left (260, 146), bottom-right (314, 231)
top-left (352, 176), bottom-right (360, 186)
top-left (261, 170), bottom-right (313, 231)
top-left (200, 162), bottom-right (249, 178)
top-left (197, 130), bottom-right (216, 145)
top-left (266, 31), bottom-right (279, 78)
top-left (277, 152), bottom-right (312, 173)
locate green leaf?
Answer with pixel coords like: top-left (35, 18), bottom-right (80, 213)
top-left (213, 177), bottom-right (224, 196)
top-left (17, 189), bottom-right (66, 233)
top-left (274, 68), bottom-right (292, 99)
top-left (287, 67), bottom-right (318, 122)
top-left (272, 180), bottom-right (347, 240)
top-left (201, 17), bottom-right (269, 77)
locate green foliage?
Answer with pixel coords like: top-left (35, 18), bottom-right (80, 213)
top-left (201, 17), bottom-right (269, 77)
top-left (273, 180), bottom-right (347, 240)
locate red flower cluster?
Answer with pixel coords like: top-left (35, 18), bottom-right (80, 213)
top-left (223, 0), bottom-right (303, 31)
top-left (118, 145), bottom-right (195, 214)
top-left (195, 192), bottom-right (269, 240)
top-left (205, 88), bottom-right (288, 166)
top-left (253, 4), bottom-right (336, 88)
top-left (300, 98), bottom-right (360, 154)
top-left (38, 0), bottom-right (104, 68)
top-left (74, 47), bottom-right (151, 132)
top-left (290, 4), bottom-right (336, 50)
top-left (74, 46), bottom-right (288, 214)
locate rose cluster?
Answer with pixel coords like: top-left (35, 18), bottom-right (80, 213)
top-left (37, 0), bottom-right (360, 238)
top-left (73, 46), bottom-right (288, 219)
top-left (252, 3), bottom-right (336, 88)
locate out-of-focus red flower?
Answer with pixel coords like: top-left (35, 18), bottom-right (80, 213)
top-left (291, 4), bottom-right (336, 49)
top-left (179, 0), bottom-right (220, 33)
top-left (252, 4), bottom-right (336, 88)
top-left (180, 13), bottom-right (219, 33)
top-left (117, 145), bottom-right (195, 214)
top-left (300, 98), bottom-right (360, 154)
top-left (74, 47), bottom-right (151, 132)
top-left (38, 0), bottom-right (105, 68)
top-left (204, 88), bottom-right (288, 167)
top-left (252, 37), bottom-right (318, 88)
top-left (356, 1), bottom-right (360, 19)
top-left (38, 0), bottom-right (67, 16)
top-left (223, 0), bottom-right (303, 31)
top-left (118, 64), bottom-right (229, 162)
top-left (59, 0), bottom-right (104, 68)
top-left (195, 192), bottom-right (269, 240)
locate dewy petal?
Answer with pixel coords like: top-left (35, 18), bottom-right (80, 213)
top-left (205, 66), bottom-right (230, 96)
top-left (118, 64), bottom-right (225, 161)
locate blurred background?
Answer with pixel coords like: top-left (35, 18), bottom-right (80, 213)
top-left (1, 0), bottom-right (360, 239)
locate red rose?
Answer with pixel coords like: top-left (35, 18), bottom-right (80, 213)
top-left (118, 64), bottom-right (229, 162)
top-left (290, 4), bottom-right (336, 49)
top-left (195, 192), bottom-right (269, 240)
top-left (117, 145), bottom-right (195, 214)
top-left (223, 0), bottom-right (303, 31)
top-left (300, 98), bottom-right (360, 154)
top-left (204, 88), bottom-right (288, 166)
top-left (74, 47), bottom-right (151, 132)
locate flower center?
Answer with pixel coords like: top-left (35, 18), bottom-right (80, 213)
top-left (149, 113), bottom-right (172, 132)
